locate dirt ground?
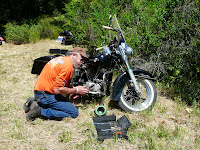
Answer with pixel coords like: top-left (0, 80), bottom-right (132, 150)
top-left (0, 40), bottom-right (199, 150)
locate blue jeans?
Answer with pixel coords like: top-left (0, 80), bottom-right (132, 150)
top-left (34, 91), bottom-right (79, 119)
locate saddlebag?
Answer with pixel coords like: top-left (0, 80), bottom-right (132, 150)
top-left (31, 56), bottom-right (55, 75)
top-left (31, 49), bottom-right (69, 75)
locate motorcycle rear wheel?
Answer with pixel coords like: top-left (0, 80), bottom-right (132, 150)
top-left (118, 78), bottom-right (157, 112)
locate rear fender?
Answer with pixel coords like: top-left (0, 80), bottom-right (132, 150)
top-left (110, 69), bottom-right (156, 101)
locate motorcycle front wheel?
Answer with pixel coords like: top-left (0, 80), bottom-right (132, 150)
top-left (118, 78), bottom-right (157, 112)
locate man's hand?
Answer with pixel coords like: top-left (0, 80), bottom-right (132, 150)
top-left (70, 94), bottom-right (80, 100)
top-left (70, 86), bottom-right (89, 100)
top-left (75, 86), bottom-right (89, 95)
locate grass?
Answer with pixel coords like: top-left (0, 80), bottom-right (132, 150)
top-left (0, 40), bottom-right (199, 149)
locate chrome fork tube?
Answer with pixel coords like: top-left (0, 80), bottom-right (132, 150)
top-left (126, 61), bottom-right (141, 94)
top-left (119, 46), bottom-right (141, 94)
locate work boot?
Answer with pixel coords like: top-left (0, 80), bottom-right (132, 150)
top-left (23, 97), bottom-right (35, 113)
top-left (26, 103), bottom-right (41, 122)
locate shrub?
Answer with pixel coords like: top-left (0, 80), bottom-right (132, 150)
top-left (29, 25), bottom-right (41, 43)
top-left (4, 17), bottom-right (63, 44)
top-left (38, 17), bottom-right (63, 39)
top-left (4, 23), bottom-right (30, 45)
top-left (62, 0), bottom-right (199, 104)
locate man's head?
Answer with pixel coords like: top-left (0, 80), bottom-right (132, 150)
top-left (72, 47), bottom-right (88, 58)
top-left (68, 52), bottom-right (83, 69)
top-left (67, 47), bottom-right (87, 69)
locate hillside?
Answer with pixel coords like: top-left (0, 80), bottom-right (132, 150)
top-left (0, 40), bottom-right (199, 149)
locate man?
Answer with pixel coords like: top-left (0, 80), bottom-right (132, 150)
top-left (26, 47), bottom-right (89, 121)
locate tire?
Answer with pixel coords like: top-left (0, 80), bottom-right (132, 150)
top-left (118, 78), bottom-right (157, 112)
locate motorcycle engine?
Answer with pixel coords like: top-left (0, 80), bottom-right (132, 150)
top-left (85, 81), bottom-right (102, 95)
top-left (70, 65), bottom-right (104, 97)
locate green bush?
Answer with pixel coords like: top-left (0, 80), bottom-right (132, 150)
top-left (63, 0), bottom-right (121, 46)
top-left (38, 17), bottom-right (63, 39)
top-left (29, 25), bottom-right (41, 43)
top-left (62, 0), bottom-right (199, 104)
top-left (4, 17), bottom-right (63, 44)
top-left (4, 23), bottom-right (30, 45)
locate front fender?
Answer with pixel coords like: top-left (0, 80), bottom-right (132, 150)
top-left (110, 69), bottom-right (156, 102)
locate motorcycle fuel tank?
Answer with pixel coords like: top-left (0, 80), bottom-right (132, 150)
top-left (96, 52), bottom-right (112, 68)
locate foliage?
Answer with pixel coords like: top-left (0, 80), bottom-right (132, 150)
top-left (0, 0), bottom-right (68, 34)
top-left (29, 25), bottom-right (41, 43)
top-left (63, 0), bottom-right (129, 46)
top-left (4, 23), bottom-right (30, 45)
top-left (38, 17), bottom-right (63, 39)
top-left (0, 0), bottom-right (67, 22)
top-left (4, 17), bottom-right (63, 44)
top-left (62, 0), bottom-right (199, 104)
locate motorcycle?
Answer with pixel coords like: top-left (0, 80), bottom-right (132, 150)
top-left (56, 30), bottom-right (74, 45)
top-left (31, 14), bottom-right (157, 112)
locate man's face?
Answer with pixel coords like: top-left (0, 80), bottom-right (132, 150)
top-left (73, 54), bottom-right (83, 69)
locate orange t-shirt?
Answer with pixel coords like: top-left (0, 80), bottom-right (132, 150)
top-left (34, 56), bottom-right (74, 94)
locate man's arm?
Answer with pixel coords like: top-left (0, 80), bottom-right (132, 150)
top-left (54, 86), bottom-right (89, 95)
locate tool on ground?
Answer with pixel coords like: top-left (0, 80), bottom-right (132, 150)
top-left (94, 105), bottom-right (107, 116)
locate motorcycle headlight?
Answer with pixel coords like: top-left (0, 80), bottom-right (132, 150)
top-left (126, 47), bottom-right (133, 56)
top-left (103, 46), bottom-right (111, 55)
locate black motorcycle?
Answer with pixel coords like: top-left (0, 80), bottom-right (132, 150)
top-left (31, 14), bottom-right (157, 112)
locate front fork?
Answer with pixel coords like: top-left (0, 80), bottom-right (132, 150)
top-left (119, 45), bottom-right (141, 94)
top-left (126, 64), bottom-right (141, 94)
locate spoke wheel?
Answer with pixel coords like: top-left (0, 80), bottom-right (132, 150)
top-left (118, 78), bottom-right (157, 112)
